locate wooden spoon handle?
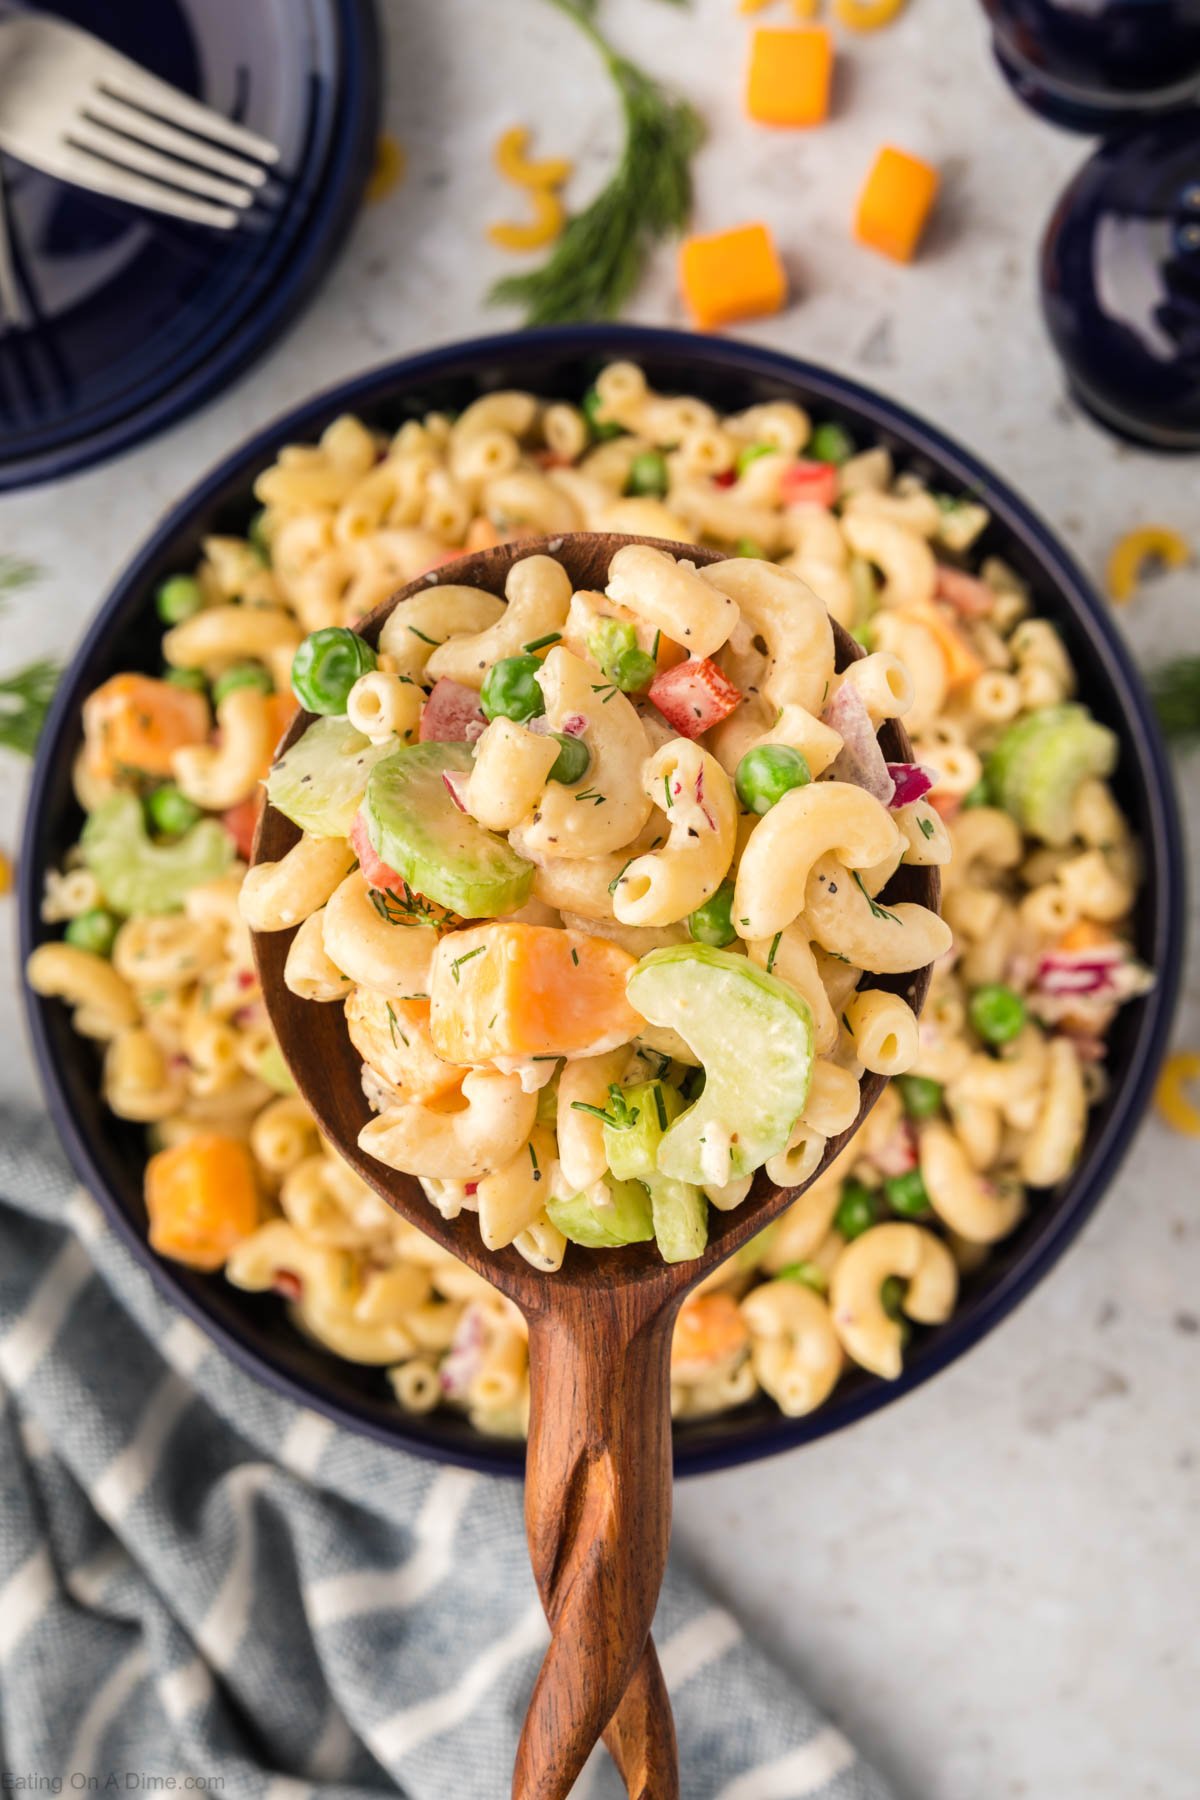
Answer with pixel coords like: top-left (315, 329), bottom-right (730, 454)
top-left (601, 1638), bottom-right (679, 1798)
top-left (514, 1301), bottom-right (680, 1800)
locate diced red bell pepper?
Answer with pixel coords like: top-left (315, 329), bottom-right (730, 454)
top-left (648, 658), bottom-right (742, 739)
top-left (222, 791), bottom-right (264, 861)
top-left (418, 678), bottom-right (487, 744)
top-left (350, 810), bottom-right (408, 896)
top-left (781, 459), bottom-right (838, 509)
top-left (928, 790), bottom-right (961, 823)
top-left (935, 564), bottom-right (995, 618)
top-left (713, 468), bottom-right (738, 489)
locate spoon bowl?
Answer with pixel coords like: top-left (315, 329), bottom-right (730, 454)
top-left (252, 532), bottom-right (941, 1800)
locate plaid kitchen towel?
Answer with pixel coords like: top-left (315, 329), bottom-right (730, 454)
top-left (0, 1108), bottom-right (894, 1800)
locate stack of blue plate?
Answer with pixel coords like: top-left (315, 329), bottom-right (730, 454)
top-left (0, 0), bottom-right (380, 491)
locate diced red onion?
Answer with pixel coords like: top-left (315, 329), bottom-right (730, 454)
top-left (870, 1119), bottom-right (918, 1178)
top-left (695, 762), bottom-right (716, 832)
top-left (441, 1305), bottom-right (487, 1398)
top-left (442, 769), bottom-right (470, 812)
top-left (886, 762), bottom-right (934, 807)
top-left (822, 683), bottom-right (895, 805)
top-left (561, 713), bottom-right (589, 737)
top-left (935, 565), bottom-right (995, 618)
top-left (1035, 948), bottom-right (1123, 998)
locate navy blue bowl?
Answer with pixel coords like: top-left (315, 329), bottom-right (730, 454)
top-left (20, 326), bottom-right (1186, 1478)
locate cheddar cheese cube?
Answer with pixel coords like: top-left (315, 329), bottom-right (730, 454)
top-left (345, 990), bottom-right (462, 1103)
top-left (855, 145), bottom-right (939, 263)
top-left (678, 222), bottom-right (788, 332)
top-left (746, 26), bottom-right (833, 128)
top-left (429, 922), bottom-right (642, 1063)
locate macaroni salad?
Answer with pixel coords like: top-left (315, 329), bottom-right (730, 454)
top-left (28, 364), bottom-right (1152, 1434)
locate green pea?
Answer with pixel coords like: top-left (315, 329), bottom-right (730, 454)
top-left (735, 442), bottom-right (774, 476)
top-left (835, 1178), bottom-right (878, 1241)
top-left (896, 1074), bottom-right (943, 1120)
top-left (247, 508), bottom-right (271, 565)
top-left (146, 784), bottom-right (202, 838)
top-left (612, 646), bottom-right (657, 693)
top-left (849, 555), bottom-right (878, 615)
top-left (163, 668), bottom-right (208, 694)
top-left (969, 983), bottom-right (1026, 1046)
top-left (581, 385), bottom-right (624, 441)
top-left (626, 450), bottom-right (668, 498)
top-left (64, 908), bottom-right (119, 958)
top-left (777, 1260), bottom-right (828, 1294)
top-left (291, 627), bottom-right (377, 715)
top-left (850, 621), bottom-right (875, 651)
top-left (586, 619), bottom-right (654, 692)
top-left (884, 1169), bottom-right (932, 1217)
top-left (962, 777), bottom-right (991, 809)
top-left (155, 575), bottom-right (203, 625)
top-left (480, 654), bottom-right (545, 724)
top-left (213, 662), bottom-right (274, 705)
top-left (687, 880), bottom-right (737, 948)
top-left (736, 537), bottom-right (764, 559)
top-left (548, 732), bottom-right (591, 785)
top-left (809, 421), bottom-right (855, 465)
top-left (735, 744), bottom-right (812, 815)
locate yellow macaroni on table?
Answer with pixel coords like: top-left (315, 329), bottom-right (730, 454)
top-left (29, 362), bottom-right (1153, 1437)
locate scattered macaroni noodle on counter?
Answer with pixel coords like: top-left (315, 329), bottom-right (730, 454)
top-left (29, 364), bottom-right (1153, 1437)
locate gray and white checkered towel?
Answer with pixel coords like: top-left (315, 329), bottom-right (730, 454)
top-left (0, 1107), bottom-right (894, 1800)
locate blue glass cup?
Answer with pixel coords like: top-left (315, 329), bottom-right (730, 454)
top-left (982, 0), bottom-right (1200, 132)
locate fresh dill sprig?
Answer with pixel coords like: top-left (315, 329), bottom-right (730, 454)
top-left (0, 659), bottom-right (61, 756)
top-left (0, 557), bottom-right (39, 603)
top-left (1151, 656), bottom-right (1200, 747)
top-left (489, 0), bottom-right (703, 324)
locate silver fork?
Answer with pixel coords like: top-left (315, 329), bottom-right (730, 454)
top-left (0, 157), bottom-right (23, 328)
top-left (0, 15), bottom-right (280, 231)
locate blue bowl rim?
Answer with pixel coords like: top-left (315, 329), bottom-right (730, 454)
top-left (0, 0), bottom-right (382, 496)
top-left (19, 322), bottom-right (1187, 1479)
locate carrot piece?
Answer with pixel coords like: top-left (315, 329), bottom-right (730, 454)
top-left (671, 1292), bottom-right (750, 1382)
top-left (465, 515), bottom-right (503, 552)
top-left (83, 674), bottom-right (209, 780)
top-left (855, 145), bottom-right (939, 262)
top-left (1055, 920), bottom-right (1116, 955)
top-left (746, 26), bottom-right (833, 127)
top-left (222, 792), bottom-right (265, 861)
top-left (145, 1134), bottom-right (259, 1271)
top-left (679, 223), bottom-right (788, 331)
top-left (905, 602), bottom-right (983, 690)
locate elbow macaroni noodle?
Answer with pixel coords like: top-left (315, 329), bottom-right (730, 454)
top-left (28, 364), bottom-right (1153, 1436)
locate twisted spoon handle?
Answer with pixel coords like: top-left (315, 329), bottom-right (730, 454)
top-left (513, 1297), bottom-right (681, 1800)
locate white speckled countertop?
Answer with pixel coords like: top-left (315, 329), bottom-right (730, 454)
top-left (1, 2), bottom-right (1197, 1794)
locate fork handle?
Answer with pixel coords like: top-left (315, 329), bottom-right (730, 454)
top-left (515, 1297), bottom-right (680, 1800)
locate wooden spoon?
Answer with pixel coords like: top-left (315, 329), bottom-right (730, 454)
top-left (252, 534), bottom-right (941, 1800)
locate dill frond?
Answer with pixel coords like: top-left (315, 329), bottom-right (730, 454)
top-left (1152, 656), bottom-right (1200, 747)
top-left (490, 0), bottom-right (702, 324)
top-left (0, 659), bottom-right (61, 757)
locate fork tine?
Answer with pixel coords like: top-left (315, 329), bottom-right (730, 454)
top-left (53, 144), bottom-right (239, 229)
top-left (100, 72), bottom-right (280, 167)
top-left (87, 94), bottom-right (270, 190)
top-left (68, 121), bottom-right (255, 209)
top-left (0, 162), bottom-right (25, 330)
